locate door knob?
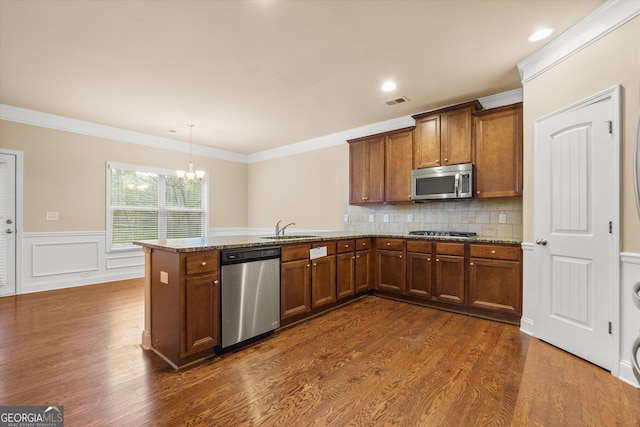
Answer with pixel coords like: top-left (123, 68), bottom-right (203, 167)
top-left (535, 239), bottom-right (548, 246)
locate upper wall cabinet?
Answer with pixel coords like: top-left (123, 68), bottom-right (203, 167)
top-left (348, 127), bottom-right (414, 205)
top-left (473, 103), bottom-right (523, 199)
top-left (349, 135), bottom-right (385, 204)
top-left (412, 100), bottom-right (482, 169)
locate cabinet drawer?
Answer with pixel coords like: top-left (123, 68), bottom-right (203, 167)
top-left (311, 241), bottom-right (336, 256)
top-left (337, 240), bottom-right (355, 254)
top-left (356, 238), bottom-right (372, 251)
top-left (406, 240), bottom-right (433, 254)
top-left (185, 252), bottom-right (219, 276)
top-left (470, 244), bottom-right (520, 261)
top-left (376, 238), bottom-right (404, 251)
top-left (435, 242), bottom-right (465, 256)
top-left (281, 244), bottom-right (311, 262)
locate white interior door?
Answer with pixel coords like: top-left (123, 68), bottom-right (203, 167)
top-left (0, 153), bottom-right (17, 296)
top-left (534, 96), bottom-right (616, 370)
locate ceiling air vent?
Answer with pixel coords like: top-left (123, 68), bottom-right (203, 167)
top-left (385, 96), bottom-right (410, 106)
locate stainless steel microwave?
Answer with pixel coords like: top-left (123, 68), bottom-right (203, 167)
top-left (411, 163), bottom-right (473, 201)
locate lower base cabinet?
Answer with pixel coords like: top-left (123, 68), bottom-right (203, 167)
top-left (375, 238), bottom-right (405, 293)
top-left (434, 243), bottom-right (466, 305)
top-left (150, 249), bottom-right (220, 369)
top-left (468, 244), bottom-right (522, 315)
top-left (406, 240), bottom-right (433, 299)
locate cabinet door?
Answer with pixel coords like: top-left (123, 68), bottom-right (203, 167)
top-left (336, 252), bottom-right (355, 300)
top-left (385, 129), bottom-right (413, 203)
top-left (311, 256), bottom-right (336, 308)
top-left (366, 136), bottom-right (385, 203)
top-left (469, 258), bottom-right (522, 315)
top-left (281, 259), bottom-right (311, 319)
top-left (349, 137), bottom-right (385, 204)
top-left (406, 252), bottom-right (432, 299)
top-left (376, 249), bottom-right (405, 294)
top-left (183, 274), bottom-right (219, 357)
top-left (474, 103), bottom-right (523, 198)
top-left (355, 249), bottom-right (371, 292)
top-left (413, 115), bottom-right (441, 168)
top-left (349, 140), bottom-right (367, 204)
top-left (441, 107), bottom-right (473, 166)
top-left (434, 254), bottom-right (465, 305)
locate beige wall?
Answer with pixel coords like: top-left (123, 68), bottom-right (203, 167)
top-left (248, 144), bottom-right (349, 231)
top-left (0, 120), bottom-right (248, 232)
top-left (522, 16), bottom-right (640, 253)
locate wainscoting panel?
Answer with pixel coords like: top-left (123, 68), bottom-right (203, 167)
top-left (619, 252), bottom-right (640, 388)
top-left (32, 240), bottom-right (99, 277)
top-left (21, 232), bottom-right (143, 294)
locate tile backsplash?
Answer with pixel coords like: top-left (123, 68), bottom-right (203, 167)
top-left (344, 199), bottom-right (522, 239)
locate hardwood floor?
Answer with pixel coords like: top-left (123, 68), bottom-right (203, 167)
top-left (1, 279), bottom-right (638, 426)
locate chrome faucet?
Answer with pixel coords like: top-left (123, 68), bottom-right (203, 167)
top-left (275, 219), bottom-right (296, 237)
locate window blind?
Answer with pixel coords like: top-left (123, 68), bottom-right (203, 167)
top-left (108, 163), bottom-right (206, 250)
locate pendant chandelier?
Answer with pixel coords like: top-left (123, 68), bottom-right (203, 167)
top-left (176, 123), bottom-right (205, 182)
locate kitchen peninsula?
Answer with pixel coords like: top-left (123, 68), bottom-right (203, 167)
top-left (136, 231), bottom-right (522, 369)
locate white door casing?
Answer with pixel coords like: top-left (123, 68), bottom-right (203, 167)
top-left (534, 87), bottom-right (621, 371)
top-left (0, 152), bottom-right (17, 296)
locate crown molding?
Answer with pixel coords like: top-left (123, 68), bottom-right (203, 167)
top-left (478, 88), bottom-right (522, 110)
top-left (247, 115), bottom-right (415, 164)
top-left (0, 104), bottom-right (248, 164)
top-left (517, 0), bottom-right (640, 84)
top-left (2, 88), bottom-right (524, 165)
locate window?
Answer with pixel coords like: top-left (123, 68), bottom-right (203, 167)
top-left (107, 162), bottom-right (207, 251)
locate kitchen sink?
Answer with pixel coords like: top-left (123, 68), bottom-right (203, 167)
top-left (261, 235), bottom-right (320, 240)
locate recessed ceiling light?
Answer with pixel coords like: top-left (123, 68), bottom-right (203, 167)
top-left (529, 28), bottom-right (553, 42)
top-left (381, 80), bottom-right (397, 92)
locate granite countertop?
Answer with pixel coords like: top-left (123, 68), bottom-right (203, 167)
top-left (134, 232), bottom-right (522, 252)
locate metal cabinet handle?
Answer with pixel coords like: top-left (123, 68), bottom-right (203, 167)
top-left (399, 255), bottom-right (402, 259)
top-left (201, 261), bottom-right (207, 266)
top-left (470, 262), bottom-right (474, 266)
top-left (313, 263), bottom-right (317, 267)
top-left (427, 258), bottom-right (431, 261)
top-left (213, 280), bottom-right (219, 285)
top-left (444, 158), bottom-right (448, 162)
top-left (352, 256), bottom-right (356, 260)
top-left (356, 255), bottom-right (360, 259)
top-left (5, 229), bottom-right (13, 234)
top-left (345, 245), bottom-right (349, 248)
top-left (535, 239), bottom-right (548, 246)
top-left (491, 250), bottom-right (496, 254)
top-left (436, 259), bottom-right (440, 262)
top-left (387, 243), bottom-right (391, 246)
top-left (435, 159), bottom-right (440, 163)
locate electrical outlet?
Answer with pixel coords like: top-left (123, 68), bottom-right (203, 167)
top-left (343, 214), bottom-right (349, 222)
top-left (407, 214), bottom-right (413, 222)
top-left (499, 213), bottom-right (507, 224)
top-left (46, 211), bottom-right (59, 221)
top-left (160, 271), bottom-right (169, 284)
top-left (383, 214), bottom-right (389, 223)
top-left (369, 214), bottom-right (374, 223)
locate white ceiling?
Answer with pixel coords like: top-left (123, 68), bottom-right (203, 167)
top-left (0, 0), bottom-right (604, 155)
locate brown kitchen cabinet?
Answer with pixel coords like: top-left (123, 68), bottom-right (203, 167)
top-left (434, 242), bottom-right (466, 305)
top-left (474, 103), bottom-right (523, 198)
top-left (336, 240), bottom-right (356, 300)
top-left (310, 242), bottom-right (337, 308)
top-left (385, 128), bottom-right (414, 203)
top-left (150, 249), bottom-right (220, 368)
top-left (412, 101), bottom-right (482, 169)
top-left (348, 127), bottom-right (414, 205)
top-left (280, 244), bottom-right (312, 319)
top-left (375, 238), bottom-right (405, 294)
top-left (355, 238), bottom-right (373, 293)
top-left (406, 240), bottom-right (433, 299)
top-left (469, 243), bottom-right (522, 315)
top-left (349, 136), bottom-right (385, 204)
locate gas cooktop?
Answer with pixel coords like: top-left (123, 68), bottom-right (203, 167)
top-left (408, 230), bottom-right (477, 238)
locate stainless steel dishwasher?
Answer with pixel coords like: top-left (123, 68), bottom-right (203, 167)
top-left (220, 246), bottom-right (281, 349)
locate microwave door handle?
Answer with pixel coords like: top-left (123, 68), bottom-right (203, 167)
top-left (454, 173), bottom-right (460, 196)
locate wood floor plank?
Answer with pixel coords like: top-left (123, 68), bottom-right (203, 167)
top-left (1, 279), bottom-right (638, 426)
